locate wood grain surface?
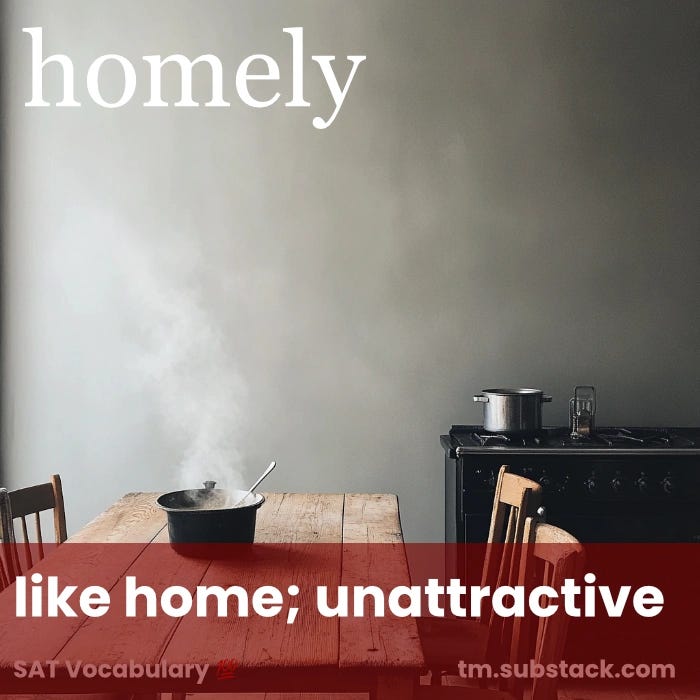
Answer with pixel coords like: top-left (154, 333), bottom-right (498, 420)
top-left (340, 494), bottom-right (423, 670)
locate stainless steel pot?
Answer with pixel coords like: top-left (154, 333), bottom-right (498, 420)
top-left (473, 388), bottom-right (552, 433)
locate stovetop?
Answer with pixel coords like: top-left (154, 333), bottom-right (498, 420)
top-left (443, 426), bottom-right (700, 456)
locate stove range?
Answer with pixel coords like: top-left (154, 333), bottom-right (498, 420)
top-left (442, 424), bottom-right (700, 545)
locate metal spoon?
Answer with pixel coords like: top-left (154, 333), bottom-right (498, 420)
top-left (231, 461), bottom-right (277, 508)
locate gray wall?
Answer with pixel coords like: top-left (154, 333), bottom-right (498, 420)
top-left (2, 1), bottom-right (699, 540)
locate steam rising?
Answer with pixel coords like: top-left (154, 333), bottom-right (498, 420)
top-left (123, 235), bottom-right (248, 494)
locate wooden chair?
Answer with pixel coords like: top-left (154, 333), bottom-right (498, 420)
top-left (0, 475), bottom-right (68, 582)
top-left (0, 481), bottom-right (129, 700)
top-left (416, 518), bottom-right (585, 700)
top-left (418, 466), bottom-right (543, 684)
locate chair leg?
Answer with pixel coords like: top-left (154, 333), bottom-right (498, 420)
top-left (429, 667), bottom-right (442, 685)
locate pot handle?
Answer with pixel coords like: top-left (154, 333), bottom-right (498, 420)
top-left (473, 394), bottom-right (489, 403)
top-left (542, 395), bottom-right (553, 403)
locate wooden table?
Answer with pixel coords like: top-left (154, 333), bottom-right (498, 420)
top-left (0, 492), bottom-right (424, 698)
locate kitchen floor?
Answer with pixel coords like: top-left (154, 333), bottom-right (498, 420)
top-left (558, 687), bottom-right (700, 700)
top-left (184, 685), bottom-right (699, 698)
top-left (443, 676), bottom-right (699, 699)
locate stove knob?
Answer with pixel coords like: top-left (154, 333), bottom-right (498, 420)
top-left (661, 472), bottom-right (675, 495)
top-left (610, 471), bottom-right (625, 494)
top-left (556, 475), bottom-right (571, 494)
top-left (584, 471), bottom-right (597, 494)
top-left (487, 470), bottom-right (497, 489)
top-left (538, 470), bottom-right (551, 489)
top-left (635, 472), bottom-right (649, 494)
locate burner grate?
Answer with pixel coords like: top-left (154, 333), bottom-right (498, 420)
top-left (470, 432), bottom-right (544, 447)
top-left (560, 428), bottom-right (696, 448)
top-left (449, 425), bottom-right (700, 451)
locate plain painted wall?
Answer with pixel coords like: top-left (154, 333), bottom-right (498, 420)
top-left (2, 1), bottom-right (699, 540)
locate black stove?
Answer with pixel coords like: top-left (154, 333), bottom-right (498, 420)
top-left (442, 425), bottom-right (700, 546)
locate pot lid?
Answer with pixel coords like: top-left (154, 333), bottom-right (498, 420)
top-left (157, 488), bottom-right (265, 513)
top-left (481, 388), bottom-right (544, 395)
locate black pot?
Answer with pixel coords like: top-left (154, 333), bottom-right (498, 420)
top-left (157, 487), bottom-right (265, 546)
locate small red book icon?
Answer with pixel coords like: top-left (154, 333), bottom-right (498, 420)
top-left (216, 659), bottom-right (238, 680)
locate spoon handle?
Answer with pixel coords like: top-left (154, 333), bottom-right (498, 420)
top-left (249, 461), bottom-right (277, 493)
top-left (232, 461), bottom-right (276, 507)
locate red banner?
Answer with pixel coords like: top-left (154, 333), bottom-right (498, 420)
top-left (0, 543), bottom-right (697, 696)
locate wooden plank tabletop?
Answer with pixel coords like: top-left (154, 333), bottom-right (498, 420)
top-left (0, 492), bottom-right (424, 697)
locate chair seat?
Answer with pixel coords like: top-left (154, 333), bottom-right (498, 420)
top-left (416, 684), bottom-right (515, 700)
top-left (417, 617), bottom-right (490, 668)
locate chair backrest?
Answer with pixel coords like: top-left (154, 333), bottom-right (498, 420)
top-left (479, 467), bottom-right (543, 670)
top-left (0, 543), bottom-right (9, 592)
top-left (0, 475), bottom-right (67, 580)
top-left (481, 465), bottom-right (543, 588)
top-left (0, 487), bottom-right (16, 587)
top-left (508, 518), bottom-right (585, 700)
